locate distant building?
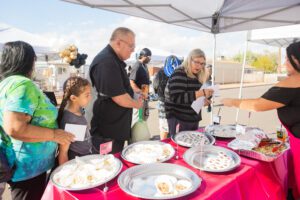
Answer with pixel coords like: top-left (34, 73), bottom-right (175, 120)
top-left (35, 61), bottom-right (86, 91)
top-left (207, 60), bottom-right (264, 84)
top-left (146, 60), bottom-right (265, 85)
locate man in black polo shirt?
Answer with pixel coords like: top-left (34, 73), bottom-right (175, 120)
top-left (129, 48), bottom-right (151, 125)
top-left (89, 27), bottom-right (143, 153)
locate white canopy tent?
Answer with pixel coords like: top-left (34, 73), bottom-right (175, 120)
top-left (61, 0), bottom-right (300, 122)
top-left (235, 25), bottom-right (300, 122)
top-left (61, 0), bottom-right (300, 34)
top-left (249, 25), bottom-right (300, 48)
top-left (0, 24), bottom-right (56, 56)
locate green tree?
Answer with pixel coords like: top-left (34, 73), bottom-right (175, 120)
top-left (269, 51), bottom-right (279, 72)
top-left (251, 55), bottom-right (277, 73)
top-left (251, 55), bottom-right (272, 72)
top-left (232, 50), bottom-right (278, 73)
top-left (232, 50), bottom-right (257, 64)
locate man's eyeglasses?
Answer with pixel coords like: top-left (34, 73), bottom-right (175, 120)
top-left (119, 39), bottom-right (135, 50)
top-left (192, 59), bottom-right (206, 66)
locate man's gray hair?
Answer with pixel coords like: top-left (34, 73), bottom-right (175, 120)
top-left (110, 27), bottom-right (135, 41)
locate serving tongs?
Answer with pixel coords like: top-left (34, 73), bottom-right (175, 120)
top-left (271, 142), bottom-right (284, 153)
top-left (258, 138), bottom-right (281, 147)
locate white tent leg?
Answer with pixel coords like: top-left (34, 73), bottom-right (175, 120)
top-left (235, 31), bottom-right (249, 123)
top-left (211, 34), bottom-right (216, 124)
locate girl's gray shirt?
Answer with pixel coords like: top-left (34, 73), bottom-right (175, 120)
top-left (60, 110), bottom-right (92, 155)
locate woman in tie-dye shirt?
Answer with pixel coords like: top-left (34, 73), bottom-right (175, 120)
top-left (0, 41), bottom-right (74, 200)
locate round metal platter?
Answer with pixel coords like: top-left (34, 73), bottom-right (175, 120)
top-left (50, 154), bottom-right (123, 191)
top-left (121, 141), bottom-right (175, 164)
top-left (118, 163), bottom-right (201, 199)
top-left (183, 145), bottom-right (241, 173)
top-left (172, 131), bottom-right (215, 147)
top-left (205, 124), bottom-right (237, 138)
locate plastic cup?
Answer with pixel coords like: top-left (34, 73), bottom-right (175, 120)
top-left (276, 126), bottom-right (287, 142)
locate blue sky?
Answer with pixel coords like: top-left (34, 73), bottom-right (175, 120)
top-left (0, 0), bottom-right (125, 33)
top-left (1, 0), bottom-right (288, 64)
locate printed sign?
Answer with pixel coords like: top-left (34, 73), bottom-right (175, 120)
top-left (213, 115), bottom-right (221, 125)
top-left (100, 141), bottom-right (113, 155)
top-left (65, 124), bottom-right (87, 141)
top-left (236, 124), bottom-right (246, 135)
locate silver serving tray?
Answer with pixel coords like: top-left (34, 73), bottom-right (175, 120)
top-left (205, 124), bottom-right (237, 138)
top-left (228, 142), bottom-right (290, 162)
top-left (183, 145), bottom-right (241, 173)
top-left (172, 131), bottom-right (215, 147)
top-left (121, 141), bottom-right (175, 164)
top-left (50, 154), bottom-right (123, 191)
top-left (118, 163), bottom-right (201, 199)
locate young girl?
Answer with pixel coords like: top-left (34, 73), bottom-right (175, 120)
top-left (57, 76), bottom-right (93, 165)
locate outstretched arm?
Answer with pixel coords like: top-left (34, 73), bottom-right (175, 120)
top-left (221, 97), bottom-right (285, 112)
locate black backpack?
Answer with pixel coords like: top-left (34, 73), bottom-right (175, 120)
top-left (153, 68), bottom-right (169, 101)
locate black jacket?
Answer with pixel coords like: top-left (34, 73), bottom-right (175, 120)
top-left (165, 67), bottom-right (202, 122)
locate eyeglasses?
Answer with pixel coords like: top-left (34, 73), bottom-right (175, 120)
top-left (192, 59), bottom-right (206, 66)
top-left (119, 39), bottom-right (135, 50)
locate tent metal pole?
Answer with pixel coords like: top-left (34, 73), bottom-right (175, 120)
top-left (211, 34), bottom-right (216, 124)
top-left (235, 31), bottom-right (249, 123)
top-left (278, 47), bottom-right (281, 72)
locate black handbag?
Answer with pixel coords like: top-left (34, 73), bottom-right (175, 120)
top-left (0, 148), bottom-right (14, 182)
top-left (0, 127), bottom-right (15, 183)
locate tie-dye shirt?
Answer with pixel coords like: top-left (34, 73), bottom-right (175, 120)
top-left (0, 75), bottom-right (58, 182)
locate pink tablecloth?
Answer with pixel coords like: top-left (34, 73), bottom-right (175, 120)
top-left (42, 138), bottom-right (289, 200)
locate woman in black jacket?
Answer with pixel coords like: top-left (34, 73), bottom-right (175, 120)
top-left (165, 49), bottom-right (213, 136)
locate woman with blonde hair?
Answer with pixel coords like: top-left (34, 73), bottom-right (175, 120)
top-left (165, 48), bottom-right (214, 136)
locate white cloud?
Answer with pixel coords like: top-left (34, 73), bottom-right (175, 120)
top-left (122, 17), bottom-right (214, 57)
top-left (40, 16), bottom-right (281, 64)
